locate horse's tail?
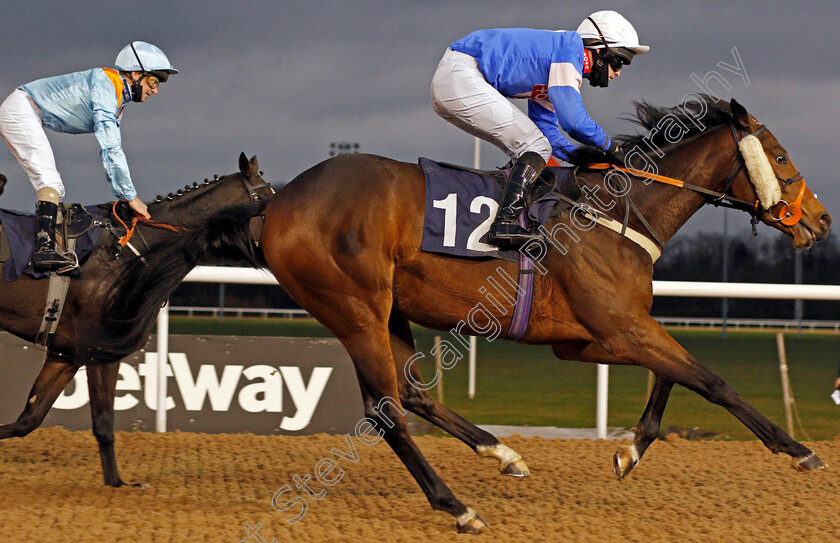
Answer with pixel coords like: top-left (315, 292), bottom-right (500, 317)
top-left (81, 199), bottom-right (268, 362)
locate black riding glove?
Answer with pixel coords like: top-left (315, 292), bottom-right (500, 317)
top-left (604, 140), bottom-right (627, 165)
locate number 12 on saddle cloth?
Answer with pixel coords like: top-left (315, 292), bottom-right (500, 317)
top-left (420, 158), bottom-right (566, 261)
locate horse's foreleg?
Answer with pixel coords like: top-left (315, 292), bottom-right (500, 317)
top-left (552, 340), bottom-right (673, 478)
top-left (613, 376), bottom-right (674, 479)
top-left (0, 355), bottom-right (78, 439)
top-left (607, 317), bottom-right (826, 472)
top-left (86, 361), bottom-right (132, 487)
top-left (388, 312), bottom-right (529, 477)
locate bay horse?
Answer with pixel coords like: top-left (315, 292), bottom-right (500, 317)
top-left (111, 98), bottom-right (831, 533)
top-left (0, 153), bottom-right (272, 487)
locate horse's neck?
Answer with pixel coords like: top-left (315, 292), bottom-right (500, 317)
top-left (147, 184), bottom-right (221, 227)
top-left (632, 127), bottom-right (738, 244)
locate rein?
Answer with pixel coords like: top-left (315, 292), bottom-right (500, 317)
top-left (584, 161), bottom-right (760, 215)
top-left (108, 171), bottom-right (274, 256)
top-left (111, 201), bottom-right (185, 248)
top-left (582, 122), bottom-right (808, 247)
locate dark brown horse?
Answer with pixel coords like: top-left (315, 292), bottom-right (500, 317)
top-left (0, 153), bottom-right (272, 487)
top-left (113, 98), bottom-right (831, 532)
top-left (262, 97), bottom-right (832, 532)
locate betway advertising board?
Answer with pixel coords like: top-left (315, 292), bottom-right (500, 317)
top-left (0, 333), bottom-right (366, 434)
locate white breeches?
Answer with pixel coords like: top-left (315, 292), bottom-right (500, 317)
top-left (430, 48), bottom-right (552, 162)
top-left (0, 89), bottom-right (65, 199)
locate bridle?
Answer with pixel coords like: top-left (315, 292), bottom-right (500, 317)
top-left (587, 121), bottom-right (808, 234)
top-left (107, 169), bottom-right (274, 260)
top-left (726, 123), bottom-right (806, 227)
top-left (242, 170), bottom-right (274, 202)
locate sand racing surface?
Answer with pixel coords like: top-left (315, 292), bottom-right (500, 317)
top-left (1, 429), bottom-right (839, 542)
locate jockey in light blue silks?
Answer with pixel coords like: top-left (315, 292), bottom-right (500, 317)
top-left (431, 11), bottom-right (648, 249)
top-left (0, 41), bottom-right (177, 271)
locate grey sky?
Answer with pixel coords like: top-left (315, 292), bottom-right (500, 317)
top-left (1, 1), bottom-right (837, 239)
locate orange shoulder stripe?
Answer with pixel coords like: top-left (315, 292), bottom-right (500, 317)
top-left (101, 68), bottom-right (124, 116)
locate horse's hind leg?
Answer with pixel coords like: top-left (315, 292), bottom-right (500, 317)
top-left (338, 327), bottom-right (488, 533)
top-left (86, 361), bottom-right (134, 487)
top-left (613, 375), bottom-right (674, 480)
top-left (0, 355), bottom-right (78, 439)
top-left (388, 312), bottom-right (530, 477)
top-left (278, 276), bottom-right (488, 532)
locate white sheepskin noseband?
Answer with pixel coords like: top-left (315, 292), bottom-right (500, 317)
top-left (738, 135), bottom-right (781, 209)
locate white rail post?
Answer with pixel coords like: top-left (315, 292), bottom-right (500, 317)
top-left (596, 364), bottom-right (608, 439)
top-left (468, 336), bottom-right (477, 399)
top-left (775, 332), bottom-right (795, 438)
top-left (155, 300), bottom-right (169, 433)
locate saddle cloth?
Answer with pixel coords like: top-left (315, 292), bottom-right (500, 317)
top-left (0, 207), bottom-right (103, 282)
top-left (420, 158), bottom-right (570, 262)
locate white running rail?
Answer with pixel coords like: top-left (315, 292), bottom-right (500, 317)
top-left (153, 267), bottom-right (840, 435)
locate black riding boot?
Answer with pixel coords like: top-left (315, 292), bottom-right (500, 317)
top-left (32, 200), bottom-right (76, 272)
top-left (487, 152), bottom-right (546, 249)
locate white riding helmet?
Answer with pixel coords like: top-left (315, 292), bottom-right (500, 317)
top-left (115, 41), bottom-right (178, 75)
top-left (576, 11), bottom-right (649, 55)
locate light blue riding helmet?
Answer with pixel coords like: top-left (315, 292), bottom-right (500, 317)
top-left (115, 41), bottom-right (178, 76)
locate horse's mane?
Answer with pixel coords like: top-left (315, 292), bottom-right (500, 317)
top-left (618, 94), bottom-right (734, 150)
top-left (78, 200), bottom-right (267, 362)
top-left (570, 94), bottom-right (734, 164)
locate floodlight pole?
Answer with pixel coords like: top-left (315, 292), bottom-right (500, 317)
top-left (468, 137), bottom-right (480, 399)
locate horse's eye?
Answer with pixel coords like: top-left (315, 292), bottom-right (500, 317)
top-left (776, 155), bottom-right (788, 165)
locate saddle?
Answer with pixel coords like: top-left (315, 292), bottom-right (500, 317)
top-left (60, 203), bottom-right (96, 238)
top-left (0, 203), bottom-right (98, 279)
top-left (436, 161), bottom-right (559, 211)
top-left (0, 202), bottom-right (101, 347)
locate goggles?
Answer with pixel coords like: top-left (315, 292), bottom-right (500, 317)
top-left (607, 48), bottom-right (634, 71)
top-left (607, 55), bottom-right (627, 72)
top-left (144, 73), bottom-right (162, 89)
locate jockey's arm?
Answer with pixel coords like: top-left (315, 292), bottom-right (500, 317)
top-left (527, 100), bottom-right (576, 161)
top-left (547, 83), bottom-right (611, 151)
top-left (90, 72), bottom-right (139, 202)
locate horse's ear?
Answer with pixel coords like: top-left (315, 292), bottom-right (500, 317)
top-left (730, 98), bottom-right (751, 129)
top-left (239, 153), bottom-right (260, 180)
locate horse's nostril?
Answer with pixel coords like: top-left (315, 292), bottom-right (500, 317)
top-left (821, 214), bottom-right (832, 229)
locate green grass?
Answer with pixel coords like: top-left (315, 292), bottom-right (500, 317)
top-left (170, 317), bottom-right (840, 440)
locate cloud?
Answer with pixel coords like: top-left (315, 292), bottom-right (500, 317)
top-left (0, 0), bottom-right (836, 242)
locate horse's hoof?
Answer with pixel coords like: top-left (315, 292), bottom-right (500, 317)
top-left (477, 443), bottom-right (529, 477)
top-left (456, 508), bottom-right (489, 534)
top-left (792, 451), bottom-right (827, 472)
top-left (612, 444), bottom-right (640, 480)
top-left (109, 479), bottom-right (148, 488)
top-left (500, 456), bottom-right (530, 477)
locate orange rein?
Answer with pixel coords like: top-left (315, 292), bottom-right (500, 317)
top-left (585, 157), bottom-right (808, 227)
top-left (586, 163), bottom-right (686, 189)
top-left (584, 162), bottom-right (762, 216)
top-left (112, 201), bottom-right (186, 247)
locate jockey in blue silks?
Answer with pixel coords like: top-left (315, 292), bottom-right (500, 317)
top-left (431, 10), bottom-right (648, 249)
top-left (0, 41), bottom-right (177, 271)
